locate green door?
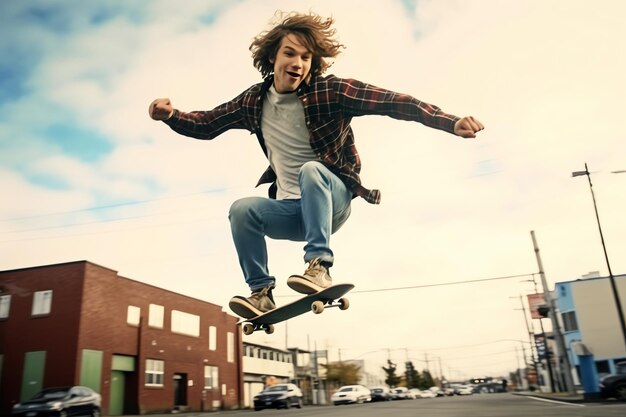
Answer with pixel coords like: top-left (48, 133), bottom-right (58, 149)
top-left (79, 350), bottom-right (103, 393)
top-left (21, 351), bottom-right (46, 401)
top-left (109, 371), bottom-right (125, 415)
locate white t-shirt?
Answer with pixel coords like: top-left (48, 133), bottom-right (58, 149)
top-left (261, 85), bottom-right (317, 199)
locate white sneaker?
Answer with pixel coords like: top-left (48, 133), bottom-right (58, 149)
top-left (287, 258), bottom-right (332, 294)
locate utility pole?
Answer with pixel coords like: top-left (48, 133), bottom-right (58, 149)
top-left (527, 275), bottom-right (556, 392)
top-left (511, 294), bottom-right (539, 384)
top-left (531, 230), bottom-right (576, 395)
top-left (514, 346), bottom-right (523, 388)
top-left (438, 357), bottom-right (444, 387)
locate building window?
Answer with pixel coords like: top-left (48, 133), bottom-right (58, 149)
top-left (171, 310), bottom-right (200, 337)
top-left (204, 365), bottom-right (219, 389)
top-left (615, 359), bottom-right (626, 374)
top-left (32, 290), bottom-right (52, 316)
top-left (562, 311), bottom-right (579, 332)
top-left (127, 306), bottom-right (140, 326)
top-left (227, 332), bottom-right (235, 363)
top-left (209, 326), bottom-right (217, 351)
top-left (148, 304), bottom-right (164, 328)
top-left (0, 295), bottom-right (11, 319)
top-left (596, 360), bottom-right (610, 375)
top-left (145, 359), bottom-right (164, 387)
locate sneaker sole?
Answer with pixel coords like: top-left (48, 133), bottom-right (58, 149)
top-left (287, 276), bottom-right (327, 294)
top-left (229, 297), bottom-right (266, 319)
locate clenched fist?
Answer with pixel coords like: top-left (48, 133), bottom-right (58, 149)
top-left (149, 98), bottom-right (174, 121)
top-left (454, 116), bottom-right (484, 139)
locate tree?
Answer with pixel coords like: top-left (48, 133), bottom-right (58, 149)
top-left (419, 369), bottom-right (435, 389)
top-left (405, 361), bottom-right (421, 389)
top-left (383, 360), bottom-right (401, 387)
top-left (321, 362), bottom-right (361, 387)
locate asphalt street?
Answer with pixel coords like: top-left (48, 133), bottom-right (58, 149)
top-left (148, 393), bottom-right (626, 417)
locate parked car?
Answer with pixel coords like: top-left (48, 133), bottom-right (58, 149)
top-left (390, 387), bottom-right (416, 400)
top-left (455, 385), bottom-right (474, 395)
top-left (369, 387), bottom-right (392, 402)
top-left (331, 385), bottom-right (371, 405)
top-left (409, 389), bottom-right (423, 399)
top-left (253, 383), bottom-right (303, 411)
top-left (418, 389), bottom-right (436, 398)
top-left (443, 387), bottom-right (456, 396)
top-left (11, 386), bottom-right (101, 417)
top-left (600, 361), bottom-right (626, 401)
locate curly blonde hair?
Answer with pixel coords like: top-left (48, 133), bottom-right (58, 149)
top-left (250, 11), bottom-right (345, 78)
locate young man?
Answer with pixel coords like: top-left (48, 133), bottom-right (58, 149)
top-left (149, 12), bottom-right (484, 319)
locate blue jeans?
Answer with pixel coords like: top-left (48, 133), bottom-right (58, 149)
top-left (229, 161), bottom-right (353, 291)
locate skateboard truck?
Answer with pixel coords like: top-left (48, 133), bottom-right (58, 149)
top-left (311, 296), bottom-right (350, 314)
top-left (242, 322), bottom-right (275, 335)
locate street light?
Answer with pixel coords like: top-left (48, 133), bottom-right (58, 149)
top-left (572, 163), bottom-right (626, 351)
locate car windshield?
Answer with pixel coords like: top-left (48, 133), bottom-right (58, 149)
top-left (372, 389), bottom-right (382, 393)
top-left (617, 362), bottom-right (626, 374)
top-left (265, 385), bottom-right (288, 392)
top-left (32, 388), bottom-right (69, 400)
top-left (339, 387), bottom-right (354, 392)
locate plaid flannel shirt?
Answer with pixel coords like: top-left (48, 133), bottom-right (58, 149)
top-left (164, 74), bottom-right (460, 204)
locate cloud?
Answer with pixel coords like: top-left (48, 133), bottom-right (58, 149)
top-left (1, 0), bottom-right (626, 377)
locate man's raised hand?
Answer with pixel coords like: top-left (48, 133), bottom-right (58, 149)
top-left (454, 116), bottom-right (484, 139)
top-left (149, 98), bottom-right (174, 121)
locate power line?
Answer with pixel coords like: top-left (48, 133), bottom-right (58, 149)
top-left (0, 187), bottom-right (228, 222)
top-left (275, 273), bottom-right (535, 298)
top-left (0, 216), bottom-right (216, 244)
top-left (351, 273), bottom-right (534, 293)
top-left (438, 349), bottom-right (519, 362)
top-left (414, 339), bottom-right (532, 352)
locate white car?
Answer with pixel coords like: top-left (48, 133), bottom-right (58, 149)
top-left (409, 388), bottom-right (423, 399)
top-left (418, 389), bottom-right (436, 398)
top-left (455, 385), bottom-right (474, 395)
top-left (331, 385), bottom-right (371, 405)
top-left (391, 387), bottom-right (416, 399)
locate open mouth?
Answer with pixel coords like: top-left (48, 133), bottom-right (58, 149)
top-left (286, 71), bottom-right (301, 79)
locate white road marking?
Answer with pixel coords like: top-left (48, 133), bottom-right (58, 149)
top-left (525, 396), bottom-right (586, 407)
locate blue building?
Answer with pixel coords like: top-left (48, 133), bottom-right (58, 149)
top-left (554, 273), bottom-right (626, 382)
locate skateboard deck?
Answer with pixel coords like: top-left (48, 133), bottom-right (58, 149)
top-left (241, 283), bottom-right (354, 335)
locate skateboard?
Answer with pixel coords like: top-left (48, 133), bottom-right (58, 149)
top-left (240, 283), bottom-right (354, 335)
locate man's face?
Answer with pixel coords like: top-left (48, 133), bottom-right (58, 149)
top-left (271, 34), bottom-right (312, 93)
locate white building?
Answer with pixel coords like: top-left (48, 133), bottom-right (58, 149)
top-left (242, 342), bottom-right (294, 408)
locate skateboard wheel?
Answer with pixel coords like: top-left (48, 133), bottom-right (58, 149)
top-left (339, 297), bottom-right (350, 310)
top-left (311, 300), bottom-right (325, 314)
top-left (264, 324), bottom-right (275, 334)
top-left (242, 323), bottom-right (254, 335)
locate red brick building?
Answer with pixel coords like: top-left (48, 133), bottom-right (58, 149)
top-left (0, 261), bottom-right (243, 415)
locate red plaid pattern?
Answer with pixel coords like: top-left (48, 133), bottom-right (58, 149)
top-left (165, 75), bottom-right (460, 204)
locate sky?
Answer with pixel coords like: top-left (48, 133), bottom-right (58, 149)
top-left (1, 0), bottom-right (625, 381)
